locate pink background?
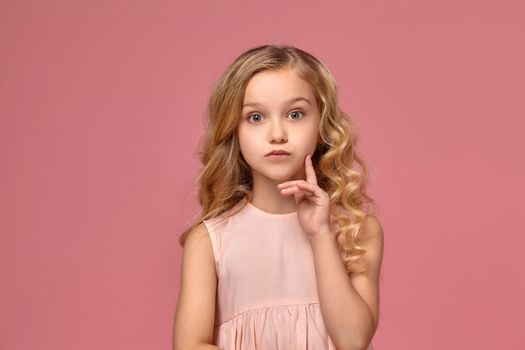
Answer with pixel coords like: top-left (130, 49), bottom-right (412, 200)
top-left (1, 0), bottom-right (524, 349)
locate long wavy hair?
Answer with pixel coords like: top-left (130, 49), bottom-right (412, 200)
top-left (179, 44), bottom-right (379, 274)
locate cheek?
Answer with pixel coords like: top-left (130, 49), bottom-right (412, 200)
top-left (237, 129), bottom-right (258, 159)
top-left (237, 126), bottom-right (247, 148)
top-left (295, 125), bottom-right (319, 147)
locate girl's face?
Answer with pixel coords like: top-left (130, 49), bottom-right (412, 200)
top-left (237, 68), bottom-right (321, 183)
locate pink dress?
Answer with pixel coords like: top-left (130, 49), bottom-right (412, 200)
top-left (203, 197), bottom-right (375, 350)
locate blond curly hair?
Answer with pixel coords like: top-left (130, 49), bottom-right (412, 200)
top-left (179, 44), bottom-right (379, 274)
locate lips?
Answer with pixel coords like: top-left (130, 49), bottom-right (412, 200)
top-left (266, 150), bottom-right (290, 156)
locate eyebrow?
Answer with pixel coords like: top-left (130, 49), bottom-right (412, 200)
top-left (242, 97), bottom-right (312, 108)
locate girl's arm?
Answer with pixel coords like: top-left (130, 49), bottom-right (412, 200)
top-left (310, 215), bottom-right (384, 350)
top-left (172, 223), bottom-right (223, 350)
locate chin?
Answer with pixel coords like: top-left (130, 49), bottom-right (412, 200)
top-left (265, 173), bottom-right (293, 181)
top-left (265, 169), bottom-right (303, 182)
top-left (251, 167), bottom-right (289, 179)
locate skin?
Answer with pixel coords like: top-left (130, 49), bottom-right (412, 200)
top-left (237, 67), bottom-right (322, 215)
top-left (173, 67), bottom-right (382, 350)
top-left (236, 67), bottom-right (383, 348)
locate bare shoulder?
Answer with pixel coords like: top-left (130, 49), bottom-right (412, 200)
top-left (358, 214), bottom-right (384, 243)
top-left (185, 222), bottom-right (212, 243)
top-left (181, 222), bottom-right (216, 271)
top-left (350, 214), bottom-right (384, 282)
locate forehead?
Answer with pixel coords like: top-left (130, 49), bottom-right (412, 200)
top-left (242, 69), bottom-right (315, 105)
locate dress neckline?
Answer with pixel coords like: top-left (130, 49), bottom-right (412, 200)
top-left (244, 198), bottom-right (298, 219)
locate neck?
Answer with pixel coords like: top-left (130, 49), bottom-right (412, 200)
top-left (248, 169), bottom-right (306, 214)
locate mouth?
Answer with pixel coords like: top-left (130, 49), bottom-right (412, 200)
top-left (266, 153), bottom-right (290, 160)
top-left (266, 150), bottom-right (291, 156)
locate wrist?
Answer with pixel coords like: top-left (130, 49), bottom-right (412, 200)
top-left (309, 229), bottom-right (336, 246)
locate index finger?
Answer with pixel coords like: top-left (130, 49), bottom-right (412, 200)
top-left (305, 153), bottom-right (317, 185)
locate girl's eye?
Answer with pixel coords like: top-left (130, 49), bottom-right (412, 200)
top-left (289, 110), bottom-right (304, 119)
top-left (247, 110), bottom-right (304, 123)
top-left (247, 113), bottom-right (263, 123)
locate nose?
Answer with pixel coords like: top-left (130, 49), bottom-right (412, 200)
top-left (269, 118), bottom-right (287, 143)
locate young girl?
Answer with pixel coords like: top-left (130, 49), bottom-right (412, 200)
top-left (173, 44), bottom-right (383, 350)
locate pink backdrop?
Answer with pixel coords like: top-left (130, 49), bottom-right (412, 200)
top-left (1, 0), bottom-right (524, 349)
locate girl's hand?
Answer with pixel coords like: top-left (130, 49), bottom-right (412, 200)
top-left (277, 153), bottom-right (332, 241)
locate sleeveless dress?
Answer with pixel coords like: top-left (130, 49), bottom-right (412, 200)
top-left (202, 197), bottom-right (375, 350)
